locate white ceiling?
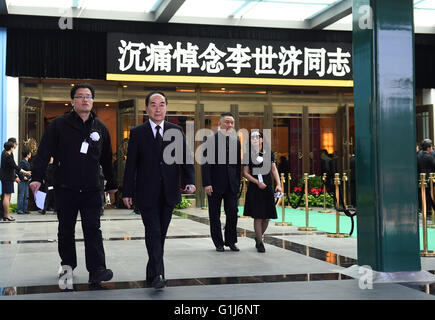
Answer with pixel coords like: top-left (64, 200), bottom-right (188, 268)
top-left (2, 0), bottom-right (435, 33)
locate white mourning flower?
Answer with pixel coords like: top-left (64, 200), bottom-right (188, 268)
top-left (90, 132), bottom-right (100, 142)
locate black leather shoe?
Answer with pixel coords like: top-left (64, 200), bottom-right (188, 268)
top-left (256, 242), bottom-right (266, 253)
top-left (152, 275), bottom-right (166, 289)
top-left (226, 244), bottom-right (240, 252)
top-left (89, 269), bottom-right (113, 284)
top-left (216, 245), bottom-right (225, 252)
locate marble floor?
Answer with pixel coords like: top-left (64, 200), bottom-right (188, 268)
top-left (0, 206), bottom-right (435, 304)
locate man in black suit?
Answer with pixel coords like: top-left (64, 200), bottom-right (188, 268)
top-left (122, 91), bottom-right (195, 290)
top-left (202, 113), bottom-right (241, 252)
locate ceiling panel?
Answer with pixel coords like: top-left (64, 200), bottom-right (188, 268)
top-left (3, 0), bottom-right (435, 34)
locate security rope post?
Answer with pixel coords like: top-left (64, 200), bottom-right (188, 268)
top-left (201, 194), bottom-right (208, 210)
top-left (420, 173), bottom-right (435, 257)
top-left (327, 173), bottom-right (349, 238)
top-left (201, 184), bottom-right (208, 210)
top-left (342, 173), bottom-right (348, 209)
top-left (239, 178), bottom-right (248, 218)
top-left (319, 173), bottom-right (331, 213)
top-left (428, 172), bottom-right (435, 229)
top-left (287, 173), bottom-right (291, 208)
top-left (298, 173), bottom-right (317, 231)
top-left (242, 178), bottom-right (247, 205)
top-left (276, 173), bottom-right (292, 226)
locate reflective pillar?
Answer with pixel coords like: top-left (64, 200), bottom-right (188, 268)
top-left (353, 0), bottom-right (421, 271)
top-left (0, 28), bottom-right (6, 194)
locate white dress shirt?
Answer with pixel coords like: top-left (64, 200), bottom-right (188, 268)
top-left (149, 119), bottom-right (165, 138)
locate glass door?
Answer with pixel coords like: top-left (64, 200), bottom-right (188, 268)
top-left (22, 97), bottom-right (43, 156)
top-left (21, 97), bottom-right (43, 211)
top-left (116, 99), bottom-right (137, 205)
top-left (273, 110), bottom-right (342, 185)
top-left (416, 104), bottom-right (434, 144)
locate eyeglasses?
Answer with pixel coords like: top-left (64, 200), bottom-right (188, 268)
top-left (251, 135), bottom-right (261, 140)
top-left (74, 95), bottom-right (93, 100)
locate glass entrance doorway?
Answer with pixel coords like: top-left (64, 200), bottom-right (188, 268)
top-left (19, 79), bottom-right (357, 208)
top-left (21, 97), bottom-right (43, 155)
top-left (272, 108), bottom-right (351, 184)
top-left (416, 104), bottom-right (434, 144)
top-left (116, 99), bottom-right (137, 207)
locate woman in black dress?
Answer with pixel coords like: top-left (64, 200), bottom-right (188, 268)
top-left (243, 130), bottom-right (281, 252)
top-left (1, 141), bottom-right (31, 221)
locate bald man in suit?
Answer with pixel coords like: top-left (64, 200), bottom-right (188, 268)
top-left (122, 91), bottom-right (195, 290)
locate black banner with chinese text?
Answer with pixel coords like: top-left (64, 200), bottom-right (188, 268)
top-left (107, 32), bottom-right (352, 83)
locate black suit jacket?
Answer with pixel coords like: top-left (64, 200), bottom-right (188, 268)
top-left (418, 151), bottom-right (435, 177)
top-left (31, 111), bottom-right (117, 192)
top-left (0, 151), bottom-right (19, 181)
top-left (122, 120), bottom-right (195, 208)
top-left (201, 131), bottom-right (241, 194)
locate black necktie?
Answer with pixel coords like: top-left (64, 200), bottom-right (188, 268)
top-left (155, 125), bottom-right (163, 148)
top-left (226, 136), bottom-right (230, 164)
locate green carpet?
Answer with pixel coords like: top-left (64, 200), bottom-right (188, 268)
top-left (236, 206), bottom-right (435, 251)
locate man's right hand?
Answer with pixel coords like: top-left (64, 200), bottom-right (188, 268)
top-left (204, 185), bottom-right (213, 196)
top-left (29, 181), bottom-right (41, 195)
top-left (123, 197), bottom-right (133, 209)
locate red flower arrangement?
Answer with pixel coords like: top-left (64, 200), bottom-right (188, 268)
top-left (310, 188), bottom-right (322, 196)
top-left (293, 186), bottom-right (322, 196)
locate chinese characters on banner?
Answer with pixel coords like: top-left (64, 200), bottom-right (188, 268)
top-left (108, 33), bottom-right (352, 80)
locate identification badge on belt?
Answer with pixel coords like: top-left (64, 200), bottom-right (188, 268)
top-left (80, 141), bottom-right (89, 154)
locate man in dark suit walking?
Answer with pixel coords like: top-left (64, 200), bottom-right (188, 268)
top-left (122, 91), bottom-right (195, 290)
top-left (202, 113), bottom-right (241, 252)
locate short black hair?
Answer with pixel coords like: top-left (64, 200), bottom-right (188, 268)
top-left (220, 112), bottom-right (235, 120)
top-left (4, 141), bottom-right (14, 151)
top-left (70, 83), bottom-right (95, 100)
top-left (421, 139), bottom-right (432, 151)
top-left (21, 148), bottom-right (31, 158)
top-left (7, 137), bottom-right (17, 144)
top-left (145, 91), bottom-right (167, 106)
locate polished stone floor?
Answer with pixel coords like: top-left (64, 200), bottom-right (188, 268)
top-left (0, 206), bottom-right (435, 302)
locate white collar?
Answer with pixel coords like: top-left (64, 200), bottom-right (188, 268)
top-left (149, 120), bottom-right (165, 137)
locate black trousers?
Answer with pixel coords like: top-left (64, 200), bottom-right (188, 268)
top-left (55, 188), bottom-right (106, 273)
top-left (208, 191), bottom-right (238, 247)
top-left (139, 189), bottom-right (174, 281)
top-left (44, 188), bottom-right (56, 211)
